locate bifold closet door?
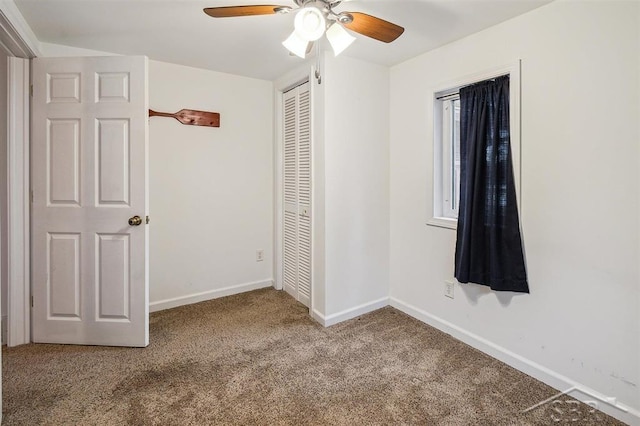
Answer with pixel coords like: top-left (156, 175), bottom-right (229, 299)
top-left (283, 82), bottom-right (311, 307)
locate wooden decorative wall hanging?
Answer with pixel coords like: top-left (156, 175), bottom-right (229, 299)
top-left (149, 108), bottom-right (220, 127)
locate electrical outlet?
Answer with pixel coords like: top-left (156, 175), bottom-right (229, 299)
top-left (444, 280), bottom-right (455, 299)
top-left (256, 249), bottom-right (264, 262)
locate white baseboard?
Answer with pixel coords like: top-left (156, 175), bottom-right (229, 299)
top-left (311, 308), bottom-right (325, 325)
top-left (390, 297), bottom-right (639, 426)
top-left (312, 297), bottom-right (389, 327)
top-left (150, 279), bottom-right (274, 313)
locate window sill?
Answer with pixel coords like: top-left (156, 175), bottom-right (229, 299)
top-left (427, 217), bottom-right (457, 230)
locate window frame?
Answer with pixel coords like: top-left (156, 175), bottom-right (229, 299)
top-left (441, 96), bottom-right (460, 220)
top-left (427, 60), bottom-right (522, 230)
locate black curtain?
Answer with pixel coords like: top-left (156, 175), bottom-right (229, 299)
top-left (454, 75), bottom-right (529, 293)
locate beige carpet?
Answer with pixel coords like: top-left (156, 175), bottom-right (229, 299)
top-left (2, 288), bottom-right (623, 425)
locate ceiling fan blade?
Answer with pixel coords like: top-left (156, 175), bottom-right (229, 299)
top-left (342, 12), bottom-right (404, 43)
top-left (204, 5), bottom-right (289, 18)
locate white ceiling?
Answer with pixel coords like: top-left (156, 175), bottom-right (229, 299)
top-left (14, 0), bottom-right (550, 81)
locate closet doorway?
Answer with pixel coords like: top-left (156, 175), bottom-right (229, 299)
top-left (282, 81), bottom-right (311, 307)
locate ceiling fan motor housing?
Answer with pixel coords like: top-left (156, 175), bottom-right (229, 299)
top-left (294, 0), bottom-right (338, 7)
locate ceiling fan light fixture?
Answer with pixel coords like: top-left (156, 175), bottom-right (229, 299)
top-left (326, 22), bottom-right (355, 56)
top-left (294, 6), bottom-right (326, 41)
top-left (283, 30), bottom-right (309, 58)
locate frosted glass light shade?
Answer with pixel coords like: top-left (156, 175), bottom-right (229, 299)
top-left (294, 7), bottom-right (326, 41)
top-left (326, 23), bottom-right (355, 56)
top-left (283, 30), bottom-right (309, 58)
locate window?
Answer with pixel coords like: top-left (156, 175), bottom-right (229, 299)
top-left (429, 91), bottom-right (462, 228)
top-left (428, 61), bottom-right (522, 230)
top-left (441, 97), bottom-right (460, 219)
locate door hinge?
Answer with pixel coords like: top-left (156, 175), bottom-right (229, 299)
top-left (29, 84), bottom-right (33, 97)
top-left (31, 295), bottom-right (34, 308)
top-left (30, 190), bottom-right (34, 203)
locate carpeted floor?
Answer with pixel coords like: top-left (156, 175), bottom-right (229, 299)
top-left (2, 288), bottom-right (624, 425)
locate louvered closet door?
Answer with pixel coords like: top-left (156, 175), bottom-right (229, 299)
top-left (283, 82), bottom-right (311, 307)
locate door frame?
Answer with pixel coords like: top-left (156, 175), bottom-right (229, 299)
top-left (1, 2), bottom-right (39, 346)
top-left (7, 57), bottom-right (30, 346)
top-left (273, 66), bottom-right (313, 293)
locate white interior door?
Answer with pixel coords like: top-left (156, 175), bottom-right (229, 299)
top-left (283, 82), bottom-right (311, 307)
top-left (31, 56), bottom-right (149, 347)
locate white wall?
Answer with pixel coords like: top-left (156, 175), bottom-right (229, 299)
top-left (149, 60), bottom-right (274, 308)
top-left (390, 0), bottom-right (639, 420)
top-left (321, 54), bottom-right (390, 320)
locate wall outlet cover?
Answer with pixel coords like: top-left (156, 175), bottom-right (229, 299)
top-left (445, 281), bottom-right (455, 299)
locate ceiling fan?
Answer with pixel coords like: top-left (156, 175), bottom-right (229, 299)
top-left (204, 0), bottom-right (404, 58)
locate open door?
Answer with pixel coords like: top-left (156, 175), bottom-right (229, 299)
top-left (31, 56), bottom-right (149, 347)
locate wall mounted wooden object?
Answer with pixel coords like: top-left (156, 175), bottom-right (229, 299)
top-left (149, 108), bottom-right (220, 127)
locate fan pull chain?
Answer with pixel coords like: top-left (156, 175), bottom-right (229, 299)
top-left (315, 42), bottom-right (322, 85)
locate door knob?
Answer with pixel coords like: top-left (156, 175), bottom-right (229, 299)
top-left (128, 215), bottom-right (143, 226)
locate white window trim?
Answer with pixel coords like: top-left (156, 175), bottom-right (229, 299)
top-left (427, 60), bottom-right (522, 230)
top-left (440, 96), bottom-right (460, 220)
